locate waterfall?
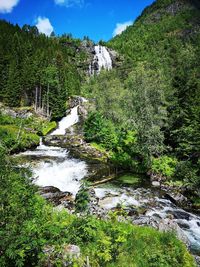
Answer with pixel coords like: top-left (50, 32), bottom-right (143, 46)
top-left (51, 106), bottom-right (79, 136)
top-left (90, 45), bottom-right (112, 75)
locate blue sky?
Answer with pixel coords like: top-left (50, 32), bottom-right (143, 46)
top-left (0, 0), bottom-right (155, 42)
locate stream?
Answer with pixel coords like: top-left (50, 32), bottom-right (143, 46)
top-left (16, 105), bottom-right (200, 255)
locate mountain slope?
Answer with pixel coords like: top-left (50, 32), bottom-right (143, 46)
top-left (82, 0), bottom-right (200, 186)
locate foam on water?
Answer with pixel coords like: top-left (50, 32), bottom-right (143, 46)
top-left (19, 140), bottom-right (67, 158)
top-left (34, 159), bottom-right (87, 195)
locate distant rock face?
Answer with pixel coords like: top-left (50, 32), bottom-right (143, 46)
top-left (78, 39), bottom-right (122, 76)
top-left (143, 0), bottom-right (195, 24)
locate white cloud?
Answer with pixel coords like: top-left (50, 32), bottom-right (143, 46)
top-left (36, 17), bottom-right (54, 37)
top-left (0, 0), bottom-right (19, 13)
top-left (54, 0), bottom-right (84, 8)
top-left (113, 21), bottom-right (132, 37)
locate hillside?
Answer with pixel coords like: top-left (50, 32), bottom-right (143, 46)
top-left (82, 0), bottom-right (200, 188)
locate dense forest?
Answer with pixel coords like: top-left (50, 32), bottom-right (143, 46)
top-left (0, 0), bottom-right (200, 266)
top-left (0, 20), bottom-right (90, 119)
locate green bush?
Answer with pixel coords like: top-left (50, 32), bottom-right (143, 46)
top-left (0, 125), bottom-right (40, 152)
top-left (75, 182), bottom-right (90, 213)
top-left (151, 156), bottom-right (178, 178)
top-left (84, 112), bottom-right (118, 150)
top-left (175, 160), bottom-right (200, 186)
top-left (39, 121), bottom-right (57, 136)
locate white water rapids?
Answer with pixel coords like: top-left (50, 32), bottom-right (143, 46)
top-left (19, 105), bottom-right (86, 195)
top-left (94, 185), bottom-right (200, 253)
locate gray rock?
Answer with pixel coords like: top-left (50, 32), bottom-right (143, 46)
top-left (1, 107), bottom-right (17, 118)
top-left (194, 255), bottom-right (200, 267)
top-left (39, 186), bottom-right (61, 194)
top-left (158, 218), bottom-right (190, 246)
top-left (39, 186), bottom-right (73, 206)
top-left (42, 244), bottom-right (80, 267)
top-left (152, 181), bottom-right (160, 187)
top-left (63, 244), bottom-right (81, 259)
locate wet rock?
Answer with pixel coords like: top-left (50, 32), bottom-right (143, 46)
top-left (194, 255), bottom-right (200, 267)
top-left (164, 192), bottom-right (188, 206)
top-left (132, 216), bottom-right (159, 228)
top-left (39, 186), bottom-right (73, 206)
top-left (152, 181), bottom-right (160, 187)
top-left (168, 210), bottom-right (191, 220)
top-left (60, 195), bottom-right (75, 210)
top-left (39, 186), bottom-right (61, 194)
top-left (68, 96), bottom-right (88, 109)
top-left (124, 207), bottom-right (138, 217)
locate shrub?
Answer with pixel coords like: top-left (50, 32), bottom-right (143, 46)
top-left (84, 112), bottom-right (118, 150)
top-left (151, 155), bottom-right (178, 178)
top-left (75, 182), bottom-right (90, 213)
top-left (175, 160), bottom-right (200, 186)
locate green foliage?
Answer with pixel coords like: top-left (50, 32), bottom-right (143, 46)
top-left (0, 111), bottom-right (56, 152)
top-left (84, 112), bottom-right (144, 171)
top-left (151, 156), bottom-right (178, 178)
top-left (116, 173), bottom-right (142, 186)
top-left (84, 112), bottom-right (118, 150)
top-left (0, 148), bottom-right (196, 267)
top-left (0, 125), bottom-right (40, 152)
top-left (175, 160), bottom-right (200, 186)
top-left (39, 121), bottom-right (57, 136)
top-left (81, 0), bottom-right (200, 186)
top-left (67, 216), bottom-right (195, 267)
top-left (0, 20), bottom-right (85, 119)
top-left (75, 182), bottom-right (90, 213)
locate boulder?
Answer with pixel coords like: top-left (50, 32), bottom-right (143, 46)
top-left (164, 192), bottom-right (188, 206)
top-left (38, 186), bottom-right (73, 206)
top-left (38, 186), bottom-right (61, 194)
top-left (152, 181), bottom-right (160, 187)
top-left (63, 244), bottom-right (81, 259)
top-left (194, 255), bottom-right (200, 267)
top-left (42, 244), bottom-right (80, 267)
top-left (158, 218), bottom-right (190, 246)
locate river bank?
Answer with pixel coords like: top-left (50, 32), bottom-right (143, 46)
top-left (12, 100), bottom-right (200, 266)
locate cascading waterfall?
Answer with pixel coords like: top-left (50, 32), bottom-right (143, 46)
top-left (18, 105), bottom-right (87, 195)
top-left (89, 45), bottom-right (112, 75)
top-left (50, 106), bottom-right (79, 136)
